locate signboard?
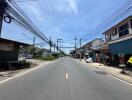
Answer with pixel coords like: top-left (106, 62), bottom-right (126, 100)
top-left (0, 42), bottom-right (14, 51)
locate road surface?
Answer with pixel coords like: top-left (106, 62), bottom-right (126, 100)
top-left (0, 57), bottom-right (132, 100)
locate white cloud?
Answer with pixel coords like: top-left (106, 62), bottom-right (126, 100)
top-left (50, 0), bottom-right (78, 15)
top-left (67, 0), bottom-right (78, 15)
top-left (20, 2), bottom-right (44, 21)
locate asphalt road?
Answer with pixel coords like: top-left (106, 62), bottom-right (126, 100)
top-left (0, 57), bottom-right (132, 100)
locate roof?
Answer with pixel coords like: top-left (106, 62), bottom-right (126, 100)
top-left (0, 38), bottom-right (30, 46)
top-left (103, 16), bottom-right (132, 34)
top-left (82, 38), bottom-right (99, 48)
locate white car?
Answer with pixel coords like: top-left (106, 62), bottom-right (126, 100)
top-left (86, 57), bottom-right (93, 63)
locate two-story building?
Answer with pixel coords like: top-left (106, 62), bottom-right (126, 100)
top-left (103, 16), bottom-right (132, 66)
top-left (80, 38), bottom-right (103, 61)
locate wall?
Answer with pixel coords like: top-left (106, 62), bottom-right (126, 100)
top-left (92, 39), bottom-right (101, 50)
top-left (0, 42), bottom-right (19, 63)
top-left (105, 18), bottom-right (132, 42)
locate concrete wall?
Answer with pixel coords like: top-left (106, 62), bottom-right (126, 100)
top-left (0, 50), bottom-right (19, 63)
top-left (92, 39), bottom-right (101, 50)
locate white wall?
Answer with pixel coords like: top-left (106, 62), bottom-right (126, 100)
top-left (111, 34), bottom-right (119, 40)
top-left (92, 39), bottom-right (101, 49)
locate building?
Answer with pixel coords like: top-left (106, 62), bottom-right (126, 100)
top-left (103, 16), bottom-right (132, 66)
top-left (80, 38), bottom-right (103, 61)
top-left (0, 38), bottom-right (29, 64)
top-left (33, 47), bottom-right (53, 57)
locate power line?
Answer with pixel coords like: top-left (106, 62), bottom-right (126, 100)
top-left (15, 0), bottom-right (37, 2)
top-left (40, 0), bottom-right (61, 37)
top-left (22, 33), bottom-right (33, 40)
top-left (5, 0), bottom-right (51, 44)
top-left (82, 0), bottom-right (132, 42)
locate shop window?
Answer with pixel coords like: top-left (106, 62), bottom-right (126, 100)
top-left (118, 23), bottom-right (129, 37)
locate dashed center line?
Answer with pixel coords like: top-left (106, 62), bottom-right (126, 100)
top-left (65, 72), bottom-right (69, 80)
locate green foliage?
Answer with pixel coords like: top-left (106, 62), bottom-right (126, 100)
top-left (34, 55), bottom-right (58, 61)
top-left (19, 60), bottom-right (31, 68)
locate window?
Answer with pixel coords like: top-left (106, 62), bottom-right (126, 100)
top-left (118, 23), bottom-right (129, 37)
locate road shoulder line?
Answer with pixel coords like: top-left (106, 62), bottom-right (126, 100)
top-left (80, 60), bottom-right (132, 86)
top-left (0, 62), bottom-right (52, 84)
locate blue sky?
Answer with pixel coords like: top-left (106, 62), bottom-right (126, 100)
top-left (1, 0), bottom-right (132, 53)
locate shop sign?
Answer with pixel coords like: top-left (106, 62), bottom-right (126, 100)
top-left (0, 42), bottom-right (14, 51)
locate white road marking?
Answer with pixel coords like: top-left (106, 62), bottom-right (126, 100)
top-left (0, 63), bottom-right (50, 85)
top-left (94, 68), bottom-right (132, 86)
top-left (107, 74), bottom-right (132, 86)
top-left (65, 72), bottom-right (69, 80)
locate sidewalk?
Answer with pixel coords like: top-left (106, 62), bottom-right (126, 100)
top-left (0, 59), bottom-right (52, 81)
top-left (81, 59), bottom-right (132, 84)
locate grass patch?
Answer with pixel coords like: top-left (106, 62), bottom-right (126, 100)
top-left (34, 55), bottom-right (58, 61)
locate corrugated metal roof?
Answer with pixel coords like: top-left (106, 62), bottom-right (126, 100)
top-left (0, 38), bottom-right (30, 46)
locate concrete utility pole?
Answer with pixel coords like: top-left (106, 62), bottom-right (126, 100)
top-left (74, 35), bottom-right (77, 58)
top-left (57, 39), bottom-right (63, 53)
top-left (57, 39), bottom-right (58, 53)
top-left (79, 38), bottom-right (82, 61)
top-left (74, 35), bottom-right (77, 50)
top-left (33, 37), bottom-right (35, 47)
top-left (33, 37), bottom-right (35, 54)
top-left (49, 36), bottom-right (52, 51)
top-left (54, 44), bottom-right (56, 54)
top-left (0, 0), bottom-right (6, 38)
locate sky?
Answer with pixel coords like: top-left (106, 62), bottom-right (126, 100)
top-left (1, 0), bottom-right (132, 53)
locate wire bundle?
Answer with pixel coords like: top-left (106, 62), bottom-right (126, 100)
top-left (4, 0), bottom-right (56, 48)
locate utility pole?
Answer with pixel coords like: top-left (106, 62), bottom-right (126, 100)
top-left (0, 0), bottom-right (6, 38)
top-left (74, 35), bottom-right (77, 50)
top-left (33, 37), bottom-right (35, 54)
top-left (79, 38), bottom-right (82, 61)
top-left (56, 39), bottom-right (63, 53)
top-left (33, 37), bottom-right (35, 47)
top-left (57, 39), bottom-right (58, 53)
top-left (49, 36), bottom-right (52, 52)
top-left (74, 35), bottom-right (77, 58)
top-left (54, 44), bottom-right (56, 54)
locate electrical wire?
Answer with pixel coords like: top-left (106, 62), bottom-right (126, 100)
top-left (82, 0), bottom-right (132, 42)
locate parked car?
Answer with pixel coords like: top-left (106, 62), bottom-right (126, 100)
top-left (85, 57), bottom-right (93, 63)
top-left (26, 54), bottom-right (33, 59)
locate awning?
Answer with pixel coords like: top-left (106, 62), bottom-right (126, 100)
top-left (109, 39), bottom-right (132, 55)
